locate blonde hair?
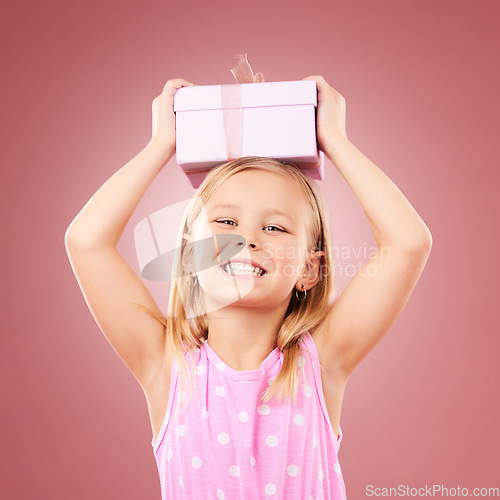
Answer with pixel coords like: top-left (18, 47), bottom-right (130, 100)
top-left (136, 156), bottom-right (335, 418)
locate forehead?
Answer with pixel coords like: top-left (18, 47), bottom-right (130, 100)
top-left (206, 169), bottom-right (308, 214)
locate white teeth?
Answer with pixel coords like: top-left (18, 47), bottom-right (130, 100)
top-left (222, 263), bottom-right (265, 276)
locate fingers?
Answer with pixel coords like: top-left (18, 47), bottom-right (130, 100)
top-left (152, 78), bottom-right (196, 106)
top-left (302, 75), bottom-right (344, 100)
top-left (162, 78), bottom-right (195, 96)
top-left (303, 75), bottom-right (326, 83)
top-left (303, 75), bottom-right (330, 90)
top-left (303, 75), bottom-right (326, 82)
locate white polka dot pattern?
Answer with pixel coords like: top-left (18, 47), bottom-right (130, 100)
top-left (151, 332), bottom-right (346, 499)
top-left (265, 483), bottom-right (277, 495)
top-left (229, 465), bottom-right (240, 477)
top-left (215, 385), bottom-right (226, 397)
top-left (217, 432), bottom-right (230, 444)
top-left (257, 404), bottom-right (270, 415)
top-left (265, 435), bottom-right (279, 447)
top-left (294, 414), bottom-right (305, 426)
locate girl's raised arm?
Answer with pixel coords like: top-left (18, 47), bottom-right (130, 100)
top-left (65, 78), bottom-right (194, 391)
top-left (303, 75), bottom-right (433, 382)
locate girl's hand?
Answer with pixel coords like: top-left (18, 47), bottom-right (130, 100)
top-left (302, 75), bottom-right (347, 153)
top-left (148, 78), bottom-right (195, 157)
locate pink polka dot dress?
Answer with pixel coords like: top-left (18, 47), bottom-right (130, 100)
top-left (151, 331), bottom-right (346, 499)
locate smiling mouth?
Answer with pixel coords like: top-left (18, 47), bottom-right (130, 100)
top-left (221, 262), bottom-right (266, 277)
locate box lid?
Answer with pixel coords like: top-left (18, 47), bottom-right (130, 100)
top-left (173, 80), bottom-right (317, 112)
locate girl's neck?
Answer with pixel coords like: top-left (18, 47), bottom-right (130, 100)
top-left (205, 303), bottom-right (287, 372)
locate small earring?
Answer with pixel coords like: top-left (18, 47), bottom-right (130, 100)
top-left (187, 272), bottom-right (198, 287)
top-left (295, 284), bottom-right (307, 302)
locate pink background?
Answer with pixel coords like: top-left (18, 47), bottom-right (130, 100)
top-left (1, 0), bottom-right (499, 498)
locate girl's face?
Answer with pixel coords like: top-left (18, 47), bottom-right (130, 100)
top-left (189, 169), bottom-right (313, 314)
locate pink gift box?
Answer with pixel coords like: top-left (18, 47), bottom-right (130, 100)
top-left (173, 80), bottom-right (324, 188)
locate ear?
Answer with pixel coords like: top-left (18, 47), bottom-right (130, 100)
top-left (296, 250), bottom-right (325, 292)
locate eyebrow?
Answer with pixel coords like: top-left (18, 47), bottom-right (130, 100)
top-left (209, 203), bottom-right (293, 222)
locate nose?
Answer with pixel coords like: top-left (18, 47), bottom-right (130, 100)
top-left (235, 225), bottom-right (260, 250)
top-left (236, 238), bottom-right (257, 249)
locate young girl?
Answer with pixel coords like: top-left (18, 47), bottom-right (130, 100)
top-left (65, 76), bottom-right (432, 499)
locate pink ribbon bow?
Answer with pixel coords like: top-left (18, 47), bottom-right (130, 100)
top-left (222, 53), bottom-right (265, 161)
